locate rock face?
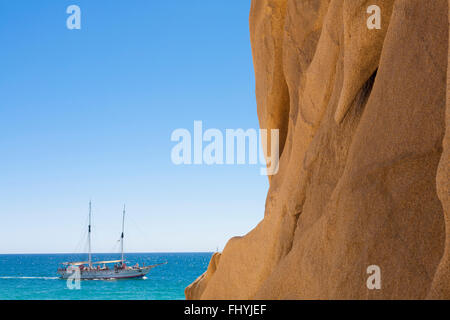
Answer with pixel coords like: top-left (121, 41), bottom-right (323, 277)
top-left (428, 2), bottom-right (450, 298)
top-left (186, 0), bottom-right (449, 299)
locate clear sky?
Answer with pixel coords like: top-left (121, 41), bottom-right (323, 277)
top-left (0, 0), bottom-right (269, 254)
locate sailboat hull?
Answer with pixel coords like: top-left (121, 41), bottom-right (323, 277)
top-left (58, 267), bottom-right (152, 280)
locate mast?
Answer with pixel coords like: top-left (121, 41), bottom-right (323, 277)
top-left (121, 204), bottom-right (125, 265)
top-left (88, 201), bottom-right (92, 268)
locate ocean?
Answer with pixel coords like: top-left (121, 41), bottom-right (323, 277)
top-left (0, 252), bottom-right (212, 300)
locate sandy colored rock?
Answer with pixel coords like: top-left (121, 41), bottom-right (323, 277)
top-left (335, 0), bottom-right (395, 123)
top-left (186, 0), bottom-right (449, 299)
top-left (250, 0), bottom-right (290, 168)
top-left (185, 253), bottom-right (221, 300)
top-left (427, 2), bottom-right (450, 298)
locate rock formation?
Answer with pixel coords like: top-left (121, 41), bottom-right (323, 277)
top-left (186, 0), bottom-right (449, 299)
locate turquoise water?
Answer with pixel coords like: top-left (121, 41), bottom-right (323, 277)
top-left (0, 253), bottom-right (212, 300)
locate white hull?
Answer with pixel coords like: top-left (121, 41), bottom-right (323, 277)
top-left (58, 267), bottom-right (152, 280)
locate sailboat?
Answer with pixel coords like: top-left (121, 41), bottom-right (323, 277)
top-left (57, 202), bottom-right (164, 280)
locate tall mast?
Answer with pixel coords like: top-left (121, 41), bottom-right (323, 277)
top-left (88, 201), bottom-right (92, 268)
top-left (121, 205), bottom-right (125, 264)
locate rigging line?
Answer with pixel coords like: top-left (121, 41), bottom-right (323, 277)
top-left (72, 211), bottom-right (90, 253)
top-left (74, 219), bottom-right (89, 249)
top-left (73, 229), bottom-right (88, 255)
top-left (83, 241), bottom-right (89, 256)
top-left (127, 210), bottom-right (150, 243)
top-left (108, 238), bottom-right (121, 254)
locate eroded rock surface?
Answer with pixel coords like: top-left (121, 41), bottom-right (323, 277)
top-left (186, 0), bottom-right (449, 299)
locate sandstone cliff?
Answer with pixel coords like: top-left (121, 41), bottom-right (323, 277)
top-left (186, 0), bottom-right (450, 299)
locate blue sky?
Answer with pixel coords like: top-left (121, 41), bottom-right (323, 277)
top-left (0, 0), bottom-right (268, 253)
